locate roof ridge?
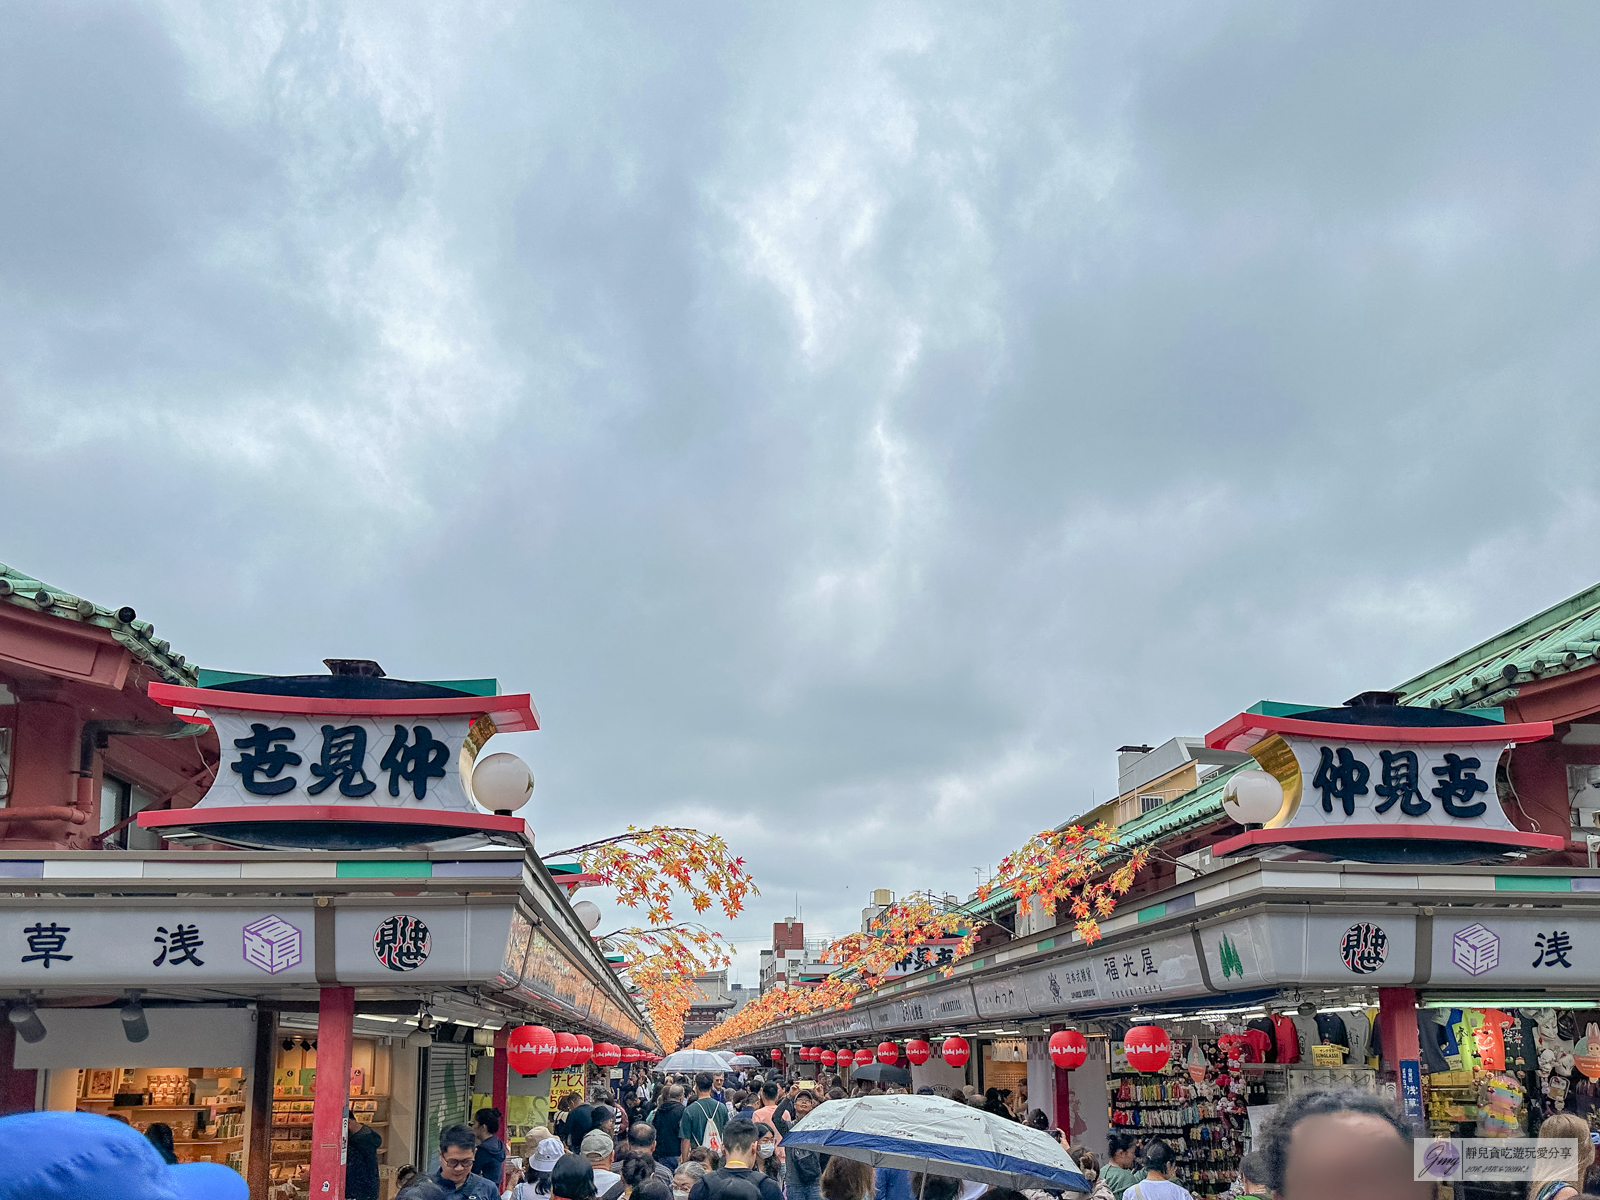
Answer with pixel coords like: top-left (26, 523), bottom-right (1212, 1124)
top-left (1393, 578), bottom-right (1600, 697)
top-left (0, 560), bottom-right (198, 687)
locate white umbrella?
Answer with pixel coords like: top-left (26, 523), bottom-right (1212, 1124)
top-left (653, 1049), bottom-right (731, 1073)
top-left (782, 1094), bottom-right (1089, 1195)
top-left (727, 1054), bottom-right (762, 1068)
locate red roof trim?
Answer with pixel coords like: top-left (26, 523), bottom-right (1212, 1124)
top-left (148, 682), bottom-right (539, 731)
top-left (1204, 712), bottom-right (1552, 752)
top-left (1212, 824), bottom-right (1567, 857)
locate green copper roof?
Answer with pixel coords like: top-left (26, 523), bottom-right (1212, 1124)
top-left (1116, 761), bottom-right (1241, 848)
top-left (1395, 579), bottom-right (1600, 711)
top-left (0, 561), bottom-right (197, 687)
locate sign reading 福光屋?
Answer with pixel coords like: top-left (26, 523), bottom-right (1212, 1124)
top-left (1206, 706), bottom-right (1562, 860)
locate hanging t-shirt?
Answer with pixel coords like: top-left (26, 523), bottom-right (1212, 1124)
top-left (1439, 1010), bottom-right (1464, 1070)
top-left (1315, 1012), bottom-right (1350, 1051)
top-left (1291, 1015), bottom-right (1321, 1055)
top-left (1344, 1010), bottom-right (1372, 1067)
top-left (1271, 1014), bottom-right (1300, 1065)
top-left (1244, 1020), bottom-right (1275, 1063)
top-left (1420, 1019), bottom-right (1453, 1075)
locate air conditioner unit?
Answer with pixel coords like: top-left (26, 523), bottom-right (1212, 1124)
top-left (1175, 847), bottom-right (1218, 884)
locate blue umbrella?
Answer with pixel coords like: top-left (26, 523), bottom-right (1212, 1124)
top-left (782, 1094), bottom-right (1089, 1194)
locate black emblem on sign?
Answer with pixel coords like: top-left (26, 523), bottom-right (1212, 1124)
top-left (373, 915), bottom-right (431, 972)
top-left (1340, 922), bottom-right (1388, 974)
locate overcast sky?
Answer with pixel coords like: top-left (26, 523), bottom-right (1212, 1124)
top-left (7, 2), bottom-right (1600, 982)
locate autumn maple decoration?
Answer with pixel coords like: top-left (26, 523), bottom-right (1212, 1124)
top-left (976, 821), bottom-right (1147, 945)
top-left (544, 825), bottom-right (756, 1051)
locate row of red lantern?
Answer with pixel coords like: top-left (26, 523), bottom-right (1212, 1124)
top-left (797, 1037), bottom-right (972, 1068)
top-left (790, 1028), bottom-right (1164, 1075)
top-left (505, 1026), bottom-right (656, 1076)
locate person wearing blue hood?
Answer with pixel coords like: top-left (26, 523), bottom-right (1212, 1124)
top-left (0, 1110), bottom-right (248, 1200)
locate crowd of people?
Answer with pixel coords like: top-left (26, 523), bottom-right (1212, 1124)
top-left (376, 1072), bottom-right (1591, 1200)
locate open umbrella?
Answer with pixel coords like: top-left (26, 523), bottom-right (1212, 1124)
top-left (843, 1062), bottom-right (910, 1086)
top-left (654, 1049), bottom-right (733, 1073)
top-left (782, 1094), bottom-right (1088, 1195)
top-left (727, 1054), bottom-right (762, 1068)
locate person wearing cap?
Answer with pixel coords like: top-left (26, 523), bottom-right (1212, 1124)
top-left (0, 1110), bottom-right (247, 1200)
top-left (348, 1105), bottom-right (384, 1200)
top-left (582, 1130), bottom-right (624, 1199)
top-left (515, 1136), bottom-right (566, 1199)
top-left (437, 1124), bottom-right (503, 1200)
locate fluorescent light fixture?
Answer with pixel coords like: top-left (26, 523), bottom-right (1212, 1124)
top-left (1423, 999), bottom-right (1597, 1009)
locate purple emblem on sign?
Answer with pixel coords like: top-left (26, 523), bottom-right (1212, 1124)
top-left (242, 915), bottom-right (303, 974)
top-left (1451, 923), bottom-right (1499, 977)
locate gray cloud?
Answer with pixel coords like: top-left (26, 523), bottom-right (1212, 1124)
top-left (6, 1), bottom-right (1600, 975)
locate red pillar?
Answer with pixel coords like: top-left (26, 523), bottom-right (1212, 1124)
top-left (1378, 987), bottom-right (1423, 1129)
top-left (493, 1026), bottom-right (510, 1185)
top-left (309, 987), bottom-right (355, 1200)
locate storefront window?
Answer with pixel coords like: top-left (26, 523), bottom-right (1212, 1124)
top-left (76, 1066), bottom-right (246, 1169)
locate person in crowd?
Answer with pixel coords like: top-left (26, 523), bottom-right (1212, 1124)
top-left (785, 1087), bottom-right (829, 1200)
top-left (475, 1108), bottom-right (509, 1185)
top-left (751, 1082), bottom-right (783, 1134)
top-left (594, 1107), bottom-right (619, 1143)
top-left (672, 1160), bottom-right (707, 1200)
top-left (521, 1136), bottom-right (566, 1197)
top-left (437, 1124), bottom-right (504, 1200)
top-left (1256, 1087), bottom-right (1431, 1200)
top-left (502, 1166), bottom-right (526, 1200)
top-left (554, 1096), bottom-right (581, 1144)
top-left (619, 1153), bottom-right (662, 1199)
top-left (582, 1131), bottom-right (624, 1199)
top-left (397, 1166), bottom-right (419, 1191)
top-left (144, 1122), bottom-right (180, 1165)
top-left (400, 1183), bottom-right (449, 1200)
top-left (1102, 1134), bottom-right (1144, 1200)
top-left (653, 1084), bottom-right (686, 1169)
top-left (982, 1089), bottom-right (1013, 1120)
top-left (628, 1121), bottom-right (678, 1189)
top-left (1026, 1110), bottom-right (1049, 1132)
top-left (552, 1154), bottom-right (599, 1200)
top-left (982, 1190), bottom-right (1028, 1200)
top-left (680, 1073), bottom-right (731, 1161)
top-left (711, 1074), bottom-right (727, 1102)
top-left (1222, 1153), bottom-right (1269, 1199)
top-left (907, 1174), bottom-right (961, 1200)
top-left (686, 1119), bottom-right (784, 1200)
top-left (347, 1106), bottom-right (384, 1200)
top-left (1121, 1142), bottom-right (1192, 1200)
top-left (822, 1158), bottom-right (874, 1200)
top-left (633, 1181), bottom-right (674, 1200)
top-left (1066, 1148), bottom-right (1116, 1200)
top-left (828, 1087), bottom-right (848, 1101)
top-left (753, 1123), bottom-right (783, 1185)
top-left (1530, 1111), bottom-right (1597, 1200)
top-left (567, 1104), bottom-right (597, 1153)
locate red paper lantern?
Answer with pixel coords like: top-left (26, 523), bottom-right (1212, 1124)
top-left (621, 1046), bottom-right (641, 1063)
top-left (553, 1031), bottom-right (578, 1069)
top-left (819, 1049), bottom-right (836, 1066)
top-left (905, 1039), bottom-right (931, 1066)
top-left (507, 1025), bottom-right (558, 1076)
top-left (772, 1048), bottom-right (786, 1061)
top-left (1049, 1030), bottom-right (1088, 1070)
top-left (853, 1048), bottom-right (874, 1066)
top-left (941, 1036), bottom-right (970, 1067)
top-left (877, 1042), bottom-right (899, 1065)
top-left (592, 1042), bottom-right (622, 1067)
top-left (1123, 1025), bottom-right (1171, 1073)
top-left (572, 1035), bottom-right (594, 1065)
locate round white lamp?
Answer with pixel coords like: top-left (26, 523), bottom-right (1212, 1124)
top-left (471, 752), bottom-right (534, 812)
top-left (573, 900), bottom-right (603, 932)
top-left (404, 1028), bottom-right (434, 1049)
top-left (1221, 769), bottom-right (1284, 826)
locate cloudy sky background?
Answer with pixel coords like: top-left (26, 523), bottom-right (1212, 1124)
top-left (7, 2), bottom-right (1600, 981)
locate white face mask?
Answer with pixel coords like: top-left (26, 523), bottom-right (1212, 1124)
top-left (757, 1144), bottom-right (776, 1159)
